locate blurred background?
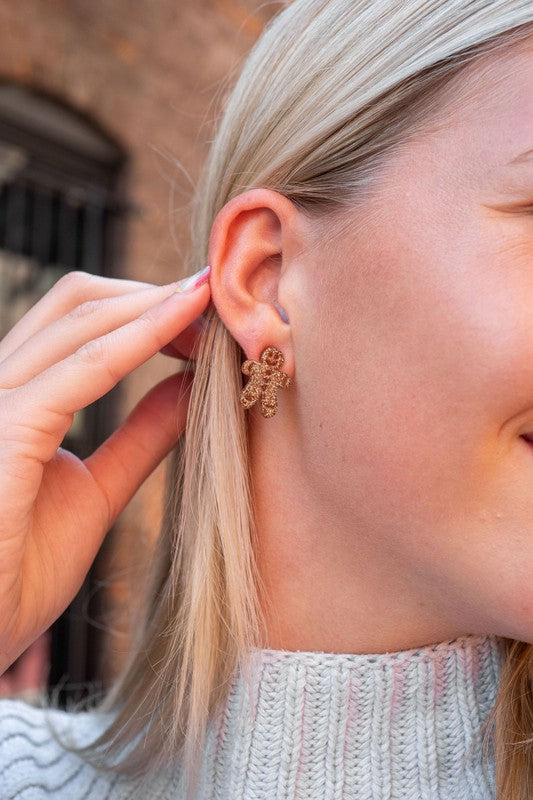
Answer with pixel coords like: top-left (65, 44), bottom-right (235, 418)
top-left (0, 0), bottom-right (279, 708)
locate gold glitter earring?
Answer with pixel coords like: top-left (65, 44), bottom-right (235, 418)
top-left (240, 346), bottom-right (292, 418)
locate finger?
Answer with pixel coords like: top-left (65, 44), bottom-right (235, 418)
top-left (14, 285), bottom-right (210, 461)
top-left (159, 315), bottom-right (207, 361)
top-left (83, 368), bottom-right (194, 526)
top-left (0, 271), bottom-right (172, 363)
top-left (7, 634), bottom-right (49, 692)
top-left (0, 281), bottom-right (182, 388)
top-left (159, 342), bottom-right (190, 359)
top-left (0, 674), bottom-right (14, 696)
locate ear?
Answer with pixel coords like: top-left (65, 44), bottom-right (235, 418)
top-left (207, 188), bottom-right (304, 377)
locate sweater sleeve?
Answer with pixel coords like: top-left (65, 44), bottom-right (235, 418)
top-left (0, 697), bottom-right (125, 799)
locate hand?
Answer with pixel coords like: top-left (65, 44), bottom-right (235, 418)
top-left (0, 270), bottom-right (210, 674)
top-left (0, 630), bottom-right (50, 699)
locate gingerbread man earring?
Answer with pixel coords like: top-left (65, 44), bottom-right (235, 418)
top-left (240, 346), bottom-right (292, 418)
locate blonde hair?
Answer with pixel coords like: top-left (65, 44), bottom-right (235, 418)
top-left (42, 2), bottom-right (533, 798)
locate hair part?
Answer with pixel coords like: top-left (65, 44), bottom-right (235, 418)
top-left (39, 2), bottom-right (533, 799)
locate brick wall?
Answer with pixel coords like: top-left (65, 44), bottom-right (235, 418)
top-left (0, 0), bottom-right (280, 682)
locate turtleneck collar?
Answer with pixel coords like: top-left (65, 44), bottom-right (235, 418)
top-left (197, 633), bottom-right (505, 799)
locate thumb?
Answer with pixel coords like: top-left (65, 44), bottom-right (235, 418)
top-left (83, 368), bottom-right (195, 526)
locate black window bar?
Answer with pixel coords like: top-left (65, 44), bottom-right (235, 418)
top-left (0, 83), bottom-right (136, 708)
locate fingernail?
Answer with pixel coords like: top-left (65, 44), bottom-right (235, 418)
top-left (174, 265), bottom-right (211, 293)
top-left (192, 313), bottom-right (209, 331)
top-left (274, 300), bottom-right (290, 324)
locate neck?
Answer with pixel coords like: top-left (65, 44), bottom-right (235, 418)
top-left (249, 410), bottom-right (472, 654)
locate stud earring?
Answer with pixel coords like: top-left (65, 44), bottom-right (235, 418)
top-left (240, 346), bottom-right (292, 418)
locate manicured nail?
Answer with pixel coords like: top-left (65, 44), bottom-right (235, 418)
top-left (191, 313), bottom-right (209, 331)
top-left (174, 265), bottom-right (211, 293)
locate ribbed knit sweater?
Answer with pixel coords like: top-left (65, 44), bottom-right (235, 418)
top-left (0, 632), bottom-right (505, 799)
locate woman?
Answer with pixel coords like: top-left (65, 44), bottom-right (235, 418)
top-left (1, 1), bottom-right (533, 798)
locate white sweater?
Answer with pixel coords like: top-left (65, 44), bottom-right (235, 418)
top-left (0, 632), bottom-right (505, 798)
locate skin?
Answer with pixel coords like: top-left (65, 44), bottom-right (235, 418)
top-left (0, 276), bottom-right (210, 672)
top-left (207, 36), bottom-right (533, 653)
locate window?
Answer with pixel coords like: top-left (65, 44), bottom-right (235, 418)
top-left (0, 82), bottom-right (131, 706)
